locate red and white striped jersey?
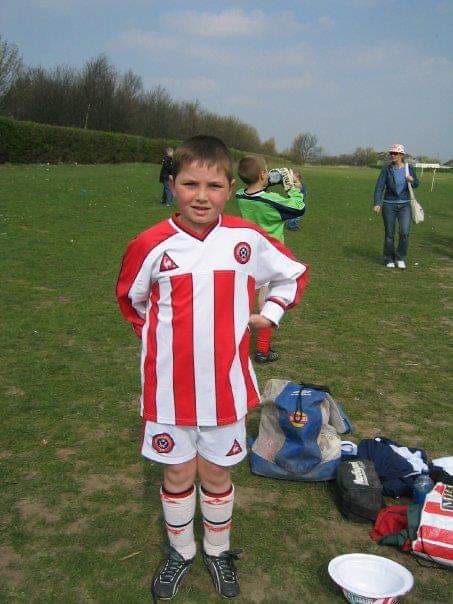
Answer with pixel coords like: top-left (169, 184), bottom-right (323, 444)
top-left (117, 213), bottom-right (309, 426)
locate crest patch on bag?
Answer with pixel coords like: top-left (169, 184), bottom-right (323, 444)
top-left (289, 410), bottom-right (308, 428)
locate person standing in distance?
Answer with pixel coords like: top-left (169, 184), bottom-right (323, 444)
top-left (159, 147), bottom-right (174, 206)
top-left (373, 143), bottom-right (419, 269)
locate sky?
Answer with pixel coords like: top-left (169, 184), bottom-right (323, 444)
top-left (1, 0), bottom-right (452, 159)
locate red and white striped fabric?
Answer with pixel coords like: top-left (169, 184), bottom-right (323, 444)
top-left (412, 482), bottom-right (453, 567)
top-left (117, 213), bottom-right (308, 426)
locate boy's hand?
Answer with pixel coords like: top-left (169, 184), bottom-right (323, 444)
top-left (373, 205), bottom-right (381, 214)
top-left (406, 175), bottom-right (414, 183)
top-left (249, 314), bottom-right (274, 329)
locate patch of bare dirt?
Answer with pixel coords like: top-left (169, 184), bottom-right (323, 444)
top-left (0, 450), bottom-right (12, 460)
top-left (0, 545), bottom-right (24, 587)
top-left (82, 474), bottom-right (111, 495)
top-left (56, 447), bottom-right (78, 460)
top-left (234, 486), bottom-right (279, 512)
top-left (97, 538), bottom-right (131, 555)
top-left (16, 498), bottom-right (60, 525)
top-left (5, 386), bottom-right (25, 397)
top-left (319, 516), bottom-right (370, 549)
top-left (240, 569), bottom-right (275, 603)
top-left (64, 517), bottom-right (90, 535)
top-left (81, 465), bottom-right (143, 496)
top-left (115, 502), bottom-right (141, 514)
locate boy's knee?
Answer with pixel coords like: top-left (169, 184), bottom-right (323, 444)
top-left (198, 457), bottom-right (231, 492)
top-left (163, 459), bottom-right (197, 492)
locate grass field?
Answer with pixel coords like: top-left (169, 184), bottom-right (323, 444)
top-left (1, 162), bottom-right (452, 603)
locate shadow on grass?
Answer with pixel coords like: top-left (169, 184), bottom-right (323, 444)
top-left (420, 233), bottom-right (453, 259)
top-left (343, 244), bottom-right (383, 266)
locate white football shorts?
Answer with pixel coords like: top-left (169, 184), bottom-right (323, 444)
top-left (141, 418), bottom-right (247, 467)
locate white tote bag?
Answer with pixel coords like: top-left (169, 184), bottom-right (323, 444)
top-left (405, 163), bottom-right (424, 224)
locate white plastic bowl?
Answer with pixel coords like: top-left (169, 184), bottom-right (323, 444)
top-left (328, 553), bottom-right (414, 603)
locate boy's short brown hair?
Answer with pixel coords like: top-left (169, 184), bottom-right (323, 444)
top-left (173, 135), bottom-right (233, 181)
top-left (237, 155), bottom-right (267, 185)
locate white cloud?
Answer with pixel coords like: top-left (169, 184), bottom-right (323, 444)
top-left (31, 0), bottom-right (74, 9)
top-left (146, 75), bottom-right (218, 94)
top-left (318, 16), bottom-right (335, 31)
top-left (223, 93), bottom-right (260, 108)
top-left (258, 73), bottom-right (314, 92)
top-left (115, 29), bottom-right (178, 53)
top-left (435, 2), bottom-right (452, 14)
top-left (161, 9), bottom-right (268, 38)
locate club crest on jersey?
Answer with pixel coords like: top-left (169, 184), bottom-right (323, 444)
top-left (160, 252), bottom-right (178, 272)
top-left (226, 439), bottom-right (243, 456)
top-left (152, 433), bottom-right (175, 453)
top-left (234, 242), bottom-right (251, 264)
top-left (289, 410), bottom-right (308, 428)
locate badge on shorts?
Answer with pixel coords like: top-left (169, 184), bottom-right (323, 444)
top-left (226, 439), bottom-right (243, 456)
top-left (234, 242), bottom-right (251, 264)
top-left (289, 411), bottom-right (308, 428)
top-left (152, 433), bottom-right (175, 453)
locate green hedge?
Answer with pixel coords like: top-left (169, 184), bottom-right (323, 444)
top-left (0, 116), bottom-right (288, 166)
top-left (0, 116), bottom-right (180, 164)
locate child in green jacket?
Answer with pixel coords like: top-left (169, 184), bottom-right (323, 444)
top-left (236, 155), bottom-right (306, 363)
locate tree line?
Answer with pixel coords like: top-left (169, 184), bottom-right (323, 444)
top-left (1, 34), bottom-right (449, 166)
top-left (0, 35), bottom-right (276, 155)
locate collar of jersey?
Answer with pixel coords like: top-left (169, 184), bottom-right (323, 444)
top-left (171, 213), bottom-right (221, 241)
top-left (244, 187), bottom-right (268, 196)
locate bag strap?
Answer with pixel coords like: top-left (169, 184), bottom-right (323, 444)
top-left (296, 381), bottom-right (331, 413)
top-left (405, 162), bottom-right (416, 200)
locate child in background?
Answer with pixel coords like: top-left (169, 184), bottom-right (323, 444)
top-left (236, 155), bottom-right (306, 363)
top-left (286, 172), bottom-right (308, 230)
top-left (159, 146), bottom-right (174, 206)
top-left (117, 136), bottom-right (308, 600)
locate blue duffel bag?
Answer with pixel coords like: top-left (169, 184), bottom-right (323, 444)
top-left (250, 379), bottom-right (353, 481)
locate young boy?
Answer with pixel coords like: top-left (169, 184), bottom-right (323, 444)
top-left (116, 136), bottom-right (308, 600)
top-left (159, 147), bottom-right (174, 206)
top-left (236, 155), bottom-right (306, 364)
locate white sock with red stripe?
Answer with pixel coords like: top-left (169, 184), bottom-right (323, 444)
top-left (160, 484), bottom-right (196, 560)
top-left (200, 484), bottom-right (235, 557)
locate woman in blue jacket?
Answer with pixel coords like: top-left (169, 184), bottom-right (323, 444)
top-left (373, 143), bottom-right (419, 269)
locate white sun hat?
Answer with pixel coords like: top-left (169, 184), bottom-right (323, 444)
top-left (328, 553), bottom-right (414, 603)
top-left (389, 143), bottom-right (405, 154)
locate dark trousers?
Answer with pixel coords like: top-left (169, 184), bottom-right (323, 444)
top-left (161, 180), bottom-right (174, 206)
top-left (382, 202), bottom-right (411, 263)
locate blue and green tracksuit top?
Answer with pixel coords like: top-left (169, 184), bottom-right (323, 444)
top-left (236, 187), bottom-right (305, 243)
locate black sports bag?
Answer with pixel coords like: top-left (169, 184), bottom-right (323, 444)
top-left (336, 459), bottom-right (385, 523)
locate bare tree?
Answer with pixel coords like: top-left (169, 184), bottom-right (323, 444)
top-left (261, 137), bottom-right (277, 155)
top-left (290, 132), bottom-right (319, 163)
top-left (0, 35), bottom-right (23, 106)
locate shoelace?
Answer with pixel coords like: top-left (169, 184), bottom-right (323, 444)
top-left (216, 550), bottom-right (242, 582)
top-left (160, 555), bottom-right (186, 583)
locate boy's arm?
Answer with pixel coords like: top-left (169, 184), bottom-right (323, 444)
top-left (266, 189), bottom-right (306, 220)
top-left (116, 236), bottom-right (154, 338)
top-left (256, 232), bottom-right (309, 326)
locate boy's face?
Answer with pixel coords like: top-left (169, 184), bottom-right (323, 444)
top-left (170, 161), bottom-right (235, 233)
